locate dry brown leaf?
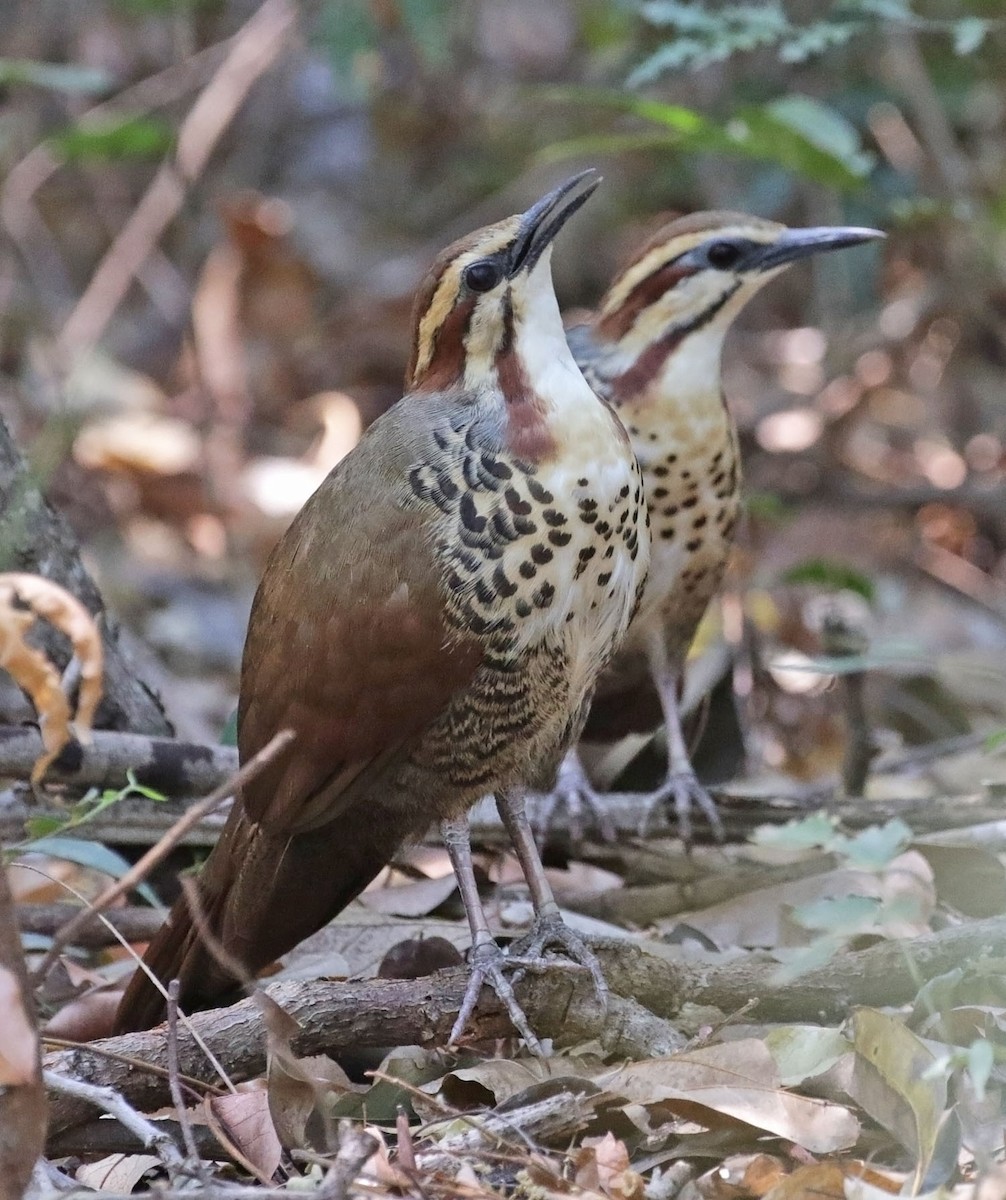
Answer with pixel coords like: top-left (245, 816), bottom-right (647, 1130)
top-left (600, 1041), bottom-right (859, 1155)
top-left (0, 573), bottom-right (103, 781)
top-left (0, 964), bottom-right (40, 1085)
top-left (256, 991), bottom-right (359, 1152)
top-left (763, 1161), bottom-right (902, 1199)
top-left (75, 1153), bottom-right (160, 1191)
top-left (208, 1085), bottom-right (282, 1181)
top-left (694, 1153), bottom-right (786, 1198)
top-left (573, 1133), bottom-right (645, 1200)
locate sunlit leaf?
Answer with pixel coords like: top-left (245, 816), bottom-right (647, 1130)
top-left (752, 812), bottom-right (840, 851)
top-left (792, 893), bottom-right (880, 934)
top-left (838, 820), bottom-right (912, 871)
top-left (49, 116), bottom-right (174, 163)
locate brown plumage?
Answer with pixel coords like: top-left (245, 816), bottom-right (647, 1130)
top-left (115, 173), bottom-right (649, 1045)
top-left (539, 212), bottom-right (885, 843)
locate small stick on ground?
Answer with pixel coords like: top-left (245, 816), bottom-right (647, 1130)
top-left (167, 979), bottom-right (205, 1174)
top-left (43, 1068), bottom-right (185, 1173)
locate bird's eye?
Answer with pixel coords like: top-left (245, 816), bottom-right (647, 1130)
top-left (705, 241), bottom-right (743, 269)
top-left (463, 261), bottom-right (503, 293)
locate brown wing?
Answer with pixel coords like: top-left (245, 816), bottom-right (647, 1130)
top-left (115, 408), bottom-right (484, 1032)
top-left (236, 426), bottom-right (482, 834)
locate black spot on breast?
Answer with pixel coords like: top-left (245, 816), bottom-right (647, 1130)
top-left (527, 477), bottom-right (554, 504)
top-left (482, 455), bottom-right (512, 480)
top-left (660, 528), bottom-right (676, 540)
top-left (578, 546), bottom-right (596, 563)
top-left (515, 599), bottom-right (532, 618)
top-left (667, 453), bottom-right (678, 464)
top-left (604, 545), bottom-right (614, 559)
top-left (653, 487), bottom-right (668, 499)
top-left (460, 493), bottom-right (486, 533)
top-left (682, 496), bottom-right (699, 509)
top-left (504, 487), bottom-right (531, 515)
top-left (686, 538), bottom-right (702, 552)
top-left (543, 508), bottom-right (567, 527)
top-left (578, 476), bottom-right (589, 487)
top-left (652, 465), bottom-right (668, 478)
top-left (693, 514), bottom-right (708, 529)
top-left (533, 581), bottom-right (555, 608)
top-left (597, 571), bottom-right (612, 586)
top-left (548, 529), bottom-right (572, 547)
top-left (648, 431), bottom-right (658, 441)
top-left (595, 520), bottom-right (611, 536)
top-left (519, 561), bottom-right (536, 580)
top-left (618, 484), bottom-right (630, 498)
top-left (493, 565), bottom-right (517, 597)
top-left (531, 544), bottom-right (553, 565)
top-left (474, 578), bottom-right (496, 605)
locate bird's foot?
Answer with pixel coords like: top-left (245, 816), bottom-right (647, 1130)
top-left (509, 911), bottom-right (609, 1014)
top-left (637, 770), bottom-right (724, 847)
top-left (450, 937), bottom-right (546, 1055)
top-left (525, 756), bottom-right (617, 847)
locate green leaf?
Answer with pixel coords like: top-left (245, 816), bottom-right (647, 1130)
top-left (781, 557), bottom-right (876, 601)
top-left (765, 1025), bottom-right (850, 1085)
top-left (543, 87), bottom-right (871, 191)
top-left (761, 95), bottom-right (875, 179)
top-left (49, 115), bottom-right (174, 163)
top-left (751, 811), bottom-right (841, 851)
top-left (966, 1038), bottom-right (994, 1101)
top-left (22, 837), bottom-right (160, 906)
top-left (23, 815), bottom-right (68, 841)
top-left (0, 59), bottom-right (111, 93)
top-left (838, 819), bottom-right (912, 871)
top-left (792, 893), bottom-right (881, 935)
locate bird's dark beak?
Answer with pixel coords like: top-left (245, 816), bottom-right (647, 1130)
top-left (750, 225), bottom-right (886, 271)
top-left (510, 170), bottom-right (601, 277)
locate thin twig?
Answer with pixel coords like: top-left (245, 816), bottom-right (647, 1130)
top-left (31, 727), bottom-right (294, 986)
top-left (167, 980), bottom-right (204, 1172)
top-left (43, 1068), bottom-right (185, 1172)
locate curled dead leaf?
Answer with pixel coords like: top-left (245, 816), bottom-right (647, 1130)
top-left (0, 573), bottom-right (103, 782)
top-left (574, 1132), bottom-right (645, 1200)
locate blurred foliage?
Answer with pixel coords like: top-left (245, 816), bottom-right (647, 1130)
top-left (631, 0), bottom-right (998, 81)
top-left (49, 115), bottom-right (174, 164)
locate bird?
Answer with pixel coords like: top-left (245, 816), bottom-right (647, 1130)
top-left (114, 171), bottom-right (649, 1051)
top-left (532, 212), bottom-right (885, 845)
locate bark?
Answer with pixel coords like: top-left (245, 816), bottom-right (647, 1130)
top-left (0, 413), bottom-right (171, 735)
top-left (44, 916), bottom-right (1006, 1137)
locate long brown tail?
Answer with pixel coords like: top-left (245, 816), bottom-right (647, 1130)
top-left (114, 801), bottom-right (421, 1033)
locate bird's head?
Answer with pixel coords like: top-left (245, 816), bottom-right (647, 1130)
top-left (406, 171), bottom-right (600, 397)
top-left (590, 211), bottom-right (884, 400)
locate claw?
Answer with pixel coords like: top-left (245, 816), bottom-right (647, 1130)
top-left (526, 754), bottom-right (618, 848)
top-left (508, 912), bottom-right (609, 1015)
top-left (638, 770), bottom-right (724, 848)
top-left (450, 938), bottom-right (545, 1055)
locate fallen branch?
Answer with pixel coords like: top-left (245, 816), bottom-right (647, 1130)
top-left (17, 903), bottom-right (164, 947)
top-left (0, 724), bottom-right (238, 795)
top-left (43, 915), bottom-right (1006, 1136)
